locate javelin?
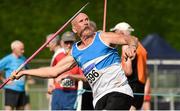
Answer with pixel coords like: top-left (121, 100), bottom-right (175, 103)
top-left (103, 0), bottom-right (107, 32)
top-left (0, 2), bottom-right (89, 89)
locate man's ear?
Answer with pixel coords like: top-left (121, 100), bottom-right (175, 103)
top-left (72, 26), bottom-right (77, 33)
top-left (60, 40), bottom-right (63, 46)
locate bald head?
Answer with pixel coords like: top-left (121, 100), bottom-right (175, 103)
top-left (71, 13), bottom-right (90, 36)
top-left (11, 40), bottom-right (24, 57)
top-left (71, 13), bottom-right (89, 26)
top-left (11, 40), bottom-right (24, 50)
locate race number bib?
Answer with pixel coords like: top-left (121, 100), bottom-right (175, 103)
top-left (85, 67), bottom-right (101, 86)
top-left (60, 78), bottom-right (75, 88)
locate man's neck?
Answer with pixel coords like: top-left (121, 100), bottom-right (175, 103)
top-left (12, 53), bottom-right (20, 58)
top-left (79, 33), bottom-right (95, 48)
top-left (54, 46), bottom-right (61, 52)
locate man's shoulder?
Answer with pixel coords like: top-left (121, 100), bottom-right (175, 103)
top-left (56, 52), bottom-right (66, 57)
top-left (20, 55), bottom-right (26, 60)
top-left (0, 54), bottom-right (12, 67)
top-left (137, 42), bottom-right (147, 54)
top-left (1, 54), bottom-right (12, 60)
top-left (55, 52), bottom-right (66, 61)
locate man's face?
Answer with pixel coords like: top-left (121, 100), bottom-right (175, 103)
top-left (13, 43), bottom-right (24, 57)
top-left (46, 42), bottom-right (56, 52)
top-left (72, 13), bottom-right (90, 36)
top-left (61, 40), bottom-right (74, 51)
top-left (46, 38), bottom-right (56, 52)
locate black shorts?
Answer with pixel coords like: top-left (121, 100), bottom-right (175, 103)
top-left (82, 82), bottom-right (94, 110)
top-left (95, 92), bottom-right (133, 110)
top-left (5, 89), bottom-right (26, 107)
top-left (129, 81), bottom-right (145, 109)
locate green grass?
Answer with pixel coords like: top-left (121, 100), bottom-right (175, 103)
top-left (0, 84), bottom-right (49, 110)
top-left (0, 90), bottom-right (4, 110)
top-left (29, 89), bottom-right (49, 110)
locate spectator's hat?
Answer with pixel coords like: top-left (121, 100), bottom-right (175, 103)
top-left (110, 22), bottom-right (134, 32)
top-left (61, 31), bottom-right (76, 42)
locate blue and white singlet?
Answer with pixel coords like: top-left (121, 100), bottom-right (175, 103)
top-left (71, 32), bottom-right (133, 106)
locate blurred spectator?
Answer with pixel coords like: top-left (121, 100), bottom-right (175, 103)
top-left (142, 75), bottom-right (151, 110)
top-left (89, 20), bottom-right (97, 32)
top-left (46, 32), bottom-right (86, 110)
top-left (46, 34), bottom-right (62, 110)
top-left (0, 40), bottom-right (28, 110)
top-left (111, 22), bottom-right (149, 110)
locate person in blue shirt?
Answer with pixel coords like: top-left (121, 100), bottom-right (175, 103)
top-left (0, 40), bottom-right (28, 110)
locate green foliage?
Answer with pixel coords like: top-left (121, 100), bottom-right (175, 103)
top-left (0, 0), bottom-right (180, 58)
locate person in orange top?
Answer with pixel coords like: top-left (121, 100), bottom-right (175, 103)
top-left (142, 75), bottom-right (151, 110)
top-left (110, 22), bottom-right (150, 110)
top-left (46, 31), bottom-right (86, 110)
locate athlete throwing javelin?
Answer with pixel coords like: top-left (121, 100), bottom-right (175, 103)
top-left (11, 13), bottom-right (138, 110)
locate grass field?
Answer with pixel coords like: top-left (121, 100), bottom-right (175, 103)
top-left (0, 83), bottom-right (49, 110)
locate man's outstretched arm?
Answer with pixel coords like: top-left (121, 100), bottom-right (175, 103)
top-left (12, 55), bottom-right (77, 79)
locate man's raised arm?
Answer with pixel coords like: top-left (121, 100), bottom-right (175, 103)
top-left (100, 32), bottom-right (138, 48)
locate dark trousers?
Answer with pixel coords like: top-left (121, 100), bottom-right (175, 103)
top-left (95, 92), bottom-right (133, 110)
